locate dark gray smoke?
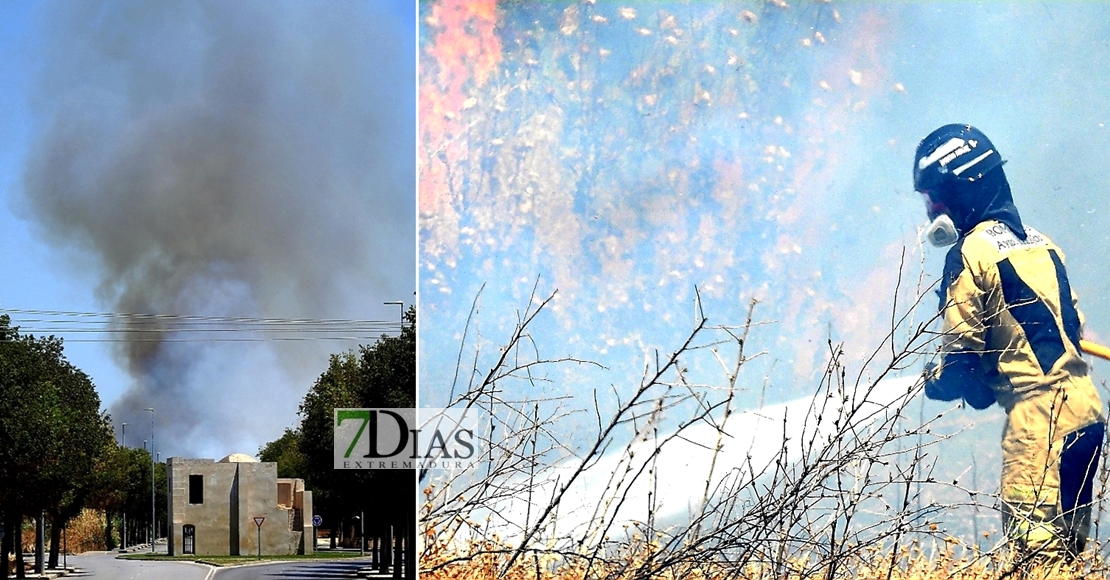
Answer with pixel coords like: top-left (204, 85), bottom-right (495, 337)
top-left (17, 0), bottom-right (414, 458)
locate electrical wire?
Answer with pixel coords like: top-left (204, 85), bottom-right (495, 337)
top-left (0, 308), bottom-right (404, 343)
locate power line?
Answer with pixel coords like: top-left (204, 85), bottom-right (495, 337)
top-left (0, 308), bottom-right (403, 343)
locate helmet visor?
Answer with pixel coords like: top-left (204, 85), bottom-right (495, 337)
top-left (919, 190), bottom-right (947, 222)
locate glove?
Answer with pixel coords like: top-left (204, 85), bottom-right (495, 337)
top-left (962, 379), bottom-right (996, 409)
top-left (923, 361), bottom-right (960, 401)
top-left (923, 353), bottom-right (997, 410)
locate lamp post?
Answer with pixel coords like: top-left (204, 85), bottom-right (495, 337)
top-left (145, 408), bottom-right (155, 552)
top-left (386, 299), bottom-right (415, 580)
top-left (384, 301), bottom-right (403, 334)
top-left (121, 423), bottom-right (127, 551)
top-left (143, 440), bottom-right (148, 544)
top-left (353, 514), bottom-right (364, 557)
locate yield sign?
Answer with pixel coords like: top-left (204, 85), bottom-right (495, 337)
top-left (253, 516), bottom-right (265, 528)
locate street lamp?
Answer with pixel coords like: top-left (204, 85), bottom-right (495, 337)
top-left (384, 301), bottom-right (403, 335)
top-left (145, 408), bottom-right (155, 553)
top-left (121, 423), bottom-right (127, 550)
top-left (386, 299), bottom-right (415, 579)
top-left (353, 514), bottom-right (364, 557)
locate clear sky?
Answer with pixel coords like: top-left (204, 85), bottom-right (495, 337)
top-left (1, 0), bottom-right (416, 459)
top-left (1, 6), bottom-right (54, 307)
top-left (0, 4), bottom-right (126, 402)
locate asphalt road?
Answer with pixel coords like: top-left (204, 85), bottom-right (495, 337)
top-left (65, 551), bottom-right (213, 580)
top-left (211, 559), bottom-right (381, 579)
top-left (61, 552), bottom-right (386, 580)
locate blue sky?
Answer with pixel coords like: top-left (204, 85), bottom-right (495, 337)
top-left (1, 1), bottom-right (416, 459)
top-left (0, 4), bottom-right (120, 395)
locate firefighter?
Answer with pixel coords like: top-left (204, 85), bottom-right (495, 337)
top-left (915, 123), bottom-right (1105, 563)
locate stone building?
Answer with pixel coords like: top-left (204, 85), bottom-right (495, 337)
top-left (166, 453), bottom-right (314, 556)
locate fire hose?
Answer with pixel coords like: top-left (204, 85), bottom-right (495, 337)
top-left (1081, 340), bottom-right (1110, 362)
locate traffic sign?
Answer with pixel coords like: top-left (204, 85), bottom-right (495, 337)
top-left (253, 516), bottom-right (265, 560)
top-left (312, 515), bottom-right (322, 527)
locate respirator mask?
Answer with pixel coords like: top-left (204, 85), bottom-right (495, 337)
top-left (923, 214), bottom-right (959, 247)
top-left (920, 191), bottom-right (959, 247)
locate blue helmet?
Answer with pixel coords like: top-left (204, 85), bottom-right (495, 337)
top-left (913, 124), bottom-right (1004, 194)
top-left (913, 123), bottom-right (1024, 242)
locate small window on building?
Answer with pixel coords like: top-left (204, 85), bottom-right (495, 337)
top-left (189, 474), bottom-right (203, 504)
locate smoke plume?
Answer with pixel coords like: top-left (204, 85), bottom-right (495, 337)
top-left (18, 1), bottom-right (414, 458)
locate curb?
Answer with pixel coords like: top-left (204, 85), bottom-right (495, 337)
top-left (18, 566), bottom-right (76, 580)
top-left (193, 558), bottom-right (295, 568)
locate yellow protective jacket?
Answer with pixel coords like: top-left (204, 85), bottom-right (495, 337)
top-left (929, 219), bottom-right (1104, 558)
top-left (932, 219), bottom-right (1101, 425)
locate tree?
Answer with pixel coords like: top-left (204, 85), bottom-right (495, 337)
top-left (0, 314), bottom-right (114, 576)
top-left (356, 307), bottom-right (416, 579)
top-left (85, 444), bottom-right (130, 550)
top-left (83, 444), bottom-right (161, 551)
top-left (356, 306), bottom-right (415, 409)
top-left (278, 306), bottom-right (415, 576)
top-left (297, 350), bottom-right (365, 547)
top-left (258, 428), bottom-right (306, 479)
top-left (0, 315), bottom-right (61, 579)
top-left (40, 363), bottom-right (113, 569)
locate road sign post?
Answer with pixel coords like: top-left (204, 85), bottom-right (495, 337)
top-left (311, 514), bottom-right (323, 556)
top-left (254, 516), bottom-right (265, 560)
top-left (310, 515), bottom-right (322, 557)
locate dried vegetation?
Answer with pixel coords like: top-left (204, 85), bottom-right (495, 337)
top-left (418, 281), bottom-right (1110, 579)
top-left (418, 2), bottom-right (1110, 578)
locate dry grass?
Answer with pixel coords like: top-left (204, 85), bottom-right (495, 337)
top-left (421, 540), bottom-right (1110, 580)
top-left (416, 3), bottom-right (1110, 578)
top-left (417, 280), bottom-right (1110, 580)
top-left (64, 509), bottom-right (111, 553)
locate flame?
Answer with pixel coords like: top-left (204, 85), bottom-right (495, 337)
top-left (419, 0), bottom-right (501, 219)
top-left (419, 2), bottom-right (916, 396)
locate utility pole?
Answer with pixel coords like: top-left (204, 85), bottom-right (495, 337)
top-left (145, 408), bottom-right (155, 552)
top-left (121, 422), bottom-right (127, 551)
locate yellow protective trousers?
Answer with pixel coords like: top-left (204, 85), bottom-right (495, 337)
top-left (1000, 386), bottom-right (1103, 561)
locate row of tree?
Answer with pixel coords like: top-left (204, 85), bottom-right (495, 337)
top-left (259, 305), bottom-right (416, 579)
top-left (0, 312), bottom-right (108, 577)
top-left (93, 447), bottom-right (167, 553)
top-left (1, 305), bottom-right (415, 578)
top-left (0, 314), bottom-right (167, 579)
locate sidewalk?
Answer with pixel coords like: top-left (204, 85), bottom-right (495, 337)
top-left (117, 542), bottom-right (156, 554)
top-left (16, 538), bottom-right (165, 578)
top-left (117, 536), bottom-right (167, 554)
top-left (15, 563), bottom-right (75, 580)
